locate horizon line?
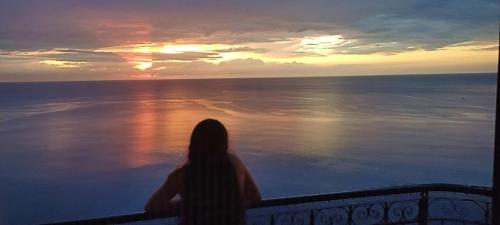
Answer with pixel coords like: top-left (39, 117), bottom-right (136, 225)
top-left (0, 71), bottom-right (496, 84)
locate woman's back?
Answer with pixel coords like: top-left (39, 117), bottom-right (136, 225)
top-left (182, 157), bottom-right (244, 225)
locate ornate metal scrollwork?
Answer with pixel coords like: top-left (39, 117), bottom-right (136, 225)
top-left (387, 200), bottom-right (419, 223)
top-left (314, 207), bottom-right (349, 225)
top-left (273, 212), bottom-right (311, 225)
top-left (429, 196), bottom-right (490, 223)
top-left (254, 194), bottom-right (489, 225)
top-left (351, 203), bottom-right (385, 225)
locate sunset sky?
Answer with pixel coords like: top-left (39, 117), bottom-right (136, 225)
top-left (0, 0), bottom-right (498, 81)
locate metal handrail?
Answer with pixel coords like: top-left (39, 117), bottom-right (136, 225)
top-left (43, 183), bottom-right (492, 225)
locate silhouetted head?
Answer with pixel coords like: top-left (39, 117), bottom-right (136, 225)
top-left (188, 119), bottom-right (229, 161)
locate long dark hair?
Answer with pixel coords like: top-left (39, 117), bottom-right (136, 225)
top-left (182, 119), bottom-right (244, 225)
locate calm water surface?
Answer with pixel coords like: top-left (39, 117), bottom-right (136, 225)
top-left (0, 74), bottom-right (496, 224)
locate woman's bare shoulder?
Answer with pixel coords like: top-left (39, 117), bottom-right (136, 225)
top-left (228, 152), bottom-right (242, 164)
top-left (168, 164), bottom-right (186, 181)
top-left (228, 153), bottom-right (247, 172)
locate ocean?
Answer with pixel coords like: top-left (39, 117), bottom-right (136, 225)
top-left (0, 74), bottom-right (496, 225)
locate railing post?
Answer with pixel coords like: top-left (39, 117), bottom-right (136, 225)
top-left (492, 60), bottom-right (499, 225)
top-left (347, 205), bottom-right (353, 225)
top-left (382, 202), bottom-right (389, 224)
top-left (485, 202), bottom-right (490, 225)
top-left (418, 191), bottom-right (428, 225)
top-left (310, 210), bottom-right (315, 225)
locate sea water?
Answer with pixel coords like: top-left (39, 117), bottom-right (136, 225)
top-left (0, 74), bottom-right (496, 224)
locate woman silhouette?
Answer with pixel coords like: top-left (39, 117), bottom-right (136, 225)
top-left (145, 119), bottom-right (261, 225)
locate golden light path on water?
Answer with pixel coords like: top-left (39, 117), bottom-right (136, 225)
top-left (120, 85), bottom-right (347, 168)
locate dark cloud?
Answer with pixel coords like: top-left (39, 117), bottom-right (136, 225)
top-left (0, 48), bottom-right (124, 63)
top-left (0, 0), bottom-right (497, 52)
top-left (48, 51), bottom-right (123, 63)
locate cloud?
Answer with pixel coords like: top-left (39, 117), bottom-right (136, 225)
top-left (0, 0), bottom-right (497, 81)
top-left (152, 52), bottom-right (221, 61)
top-left (144, 55), bottom-right (497, 79)
top-left (0, 48), bottom-right (124, 63)
top-left (0, 0), bottom-right (497, 52)
top-left (214, 47), bottom-right (269, 53)
top-left (149, 58), bottom-right (331, 78)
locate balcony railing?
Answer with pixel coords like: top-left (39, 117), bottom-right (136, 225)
top-left (44, 183), bottom-right (492, 225)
